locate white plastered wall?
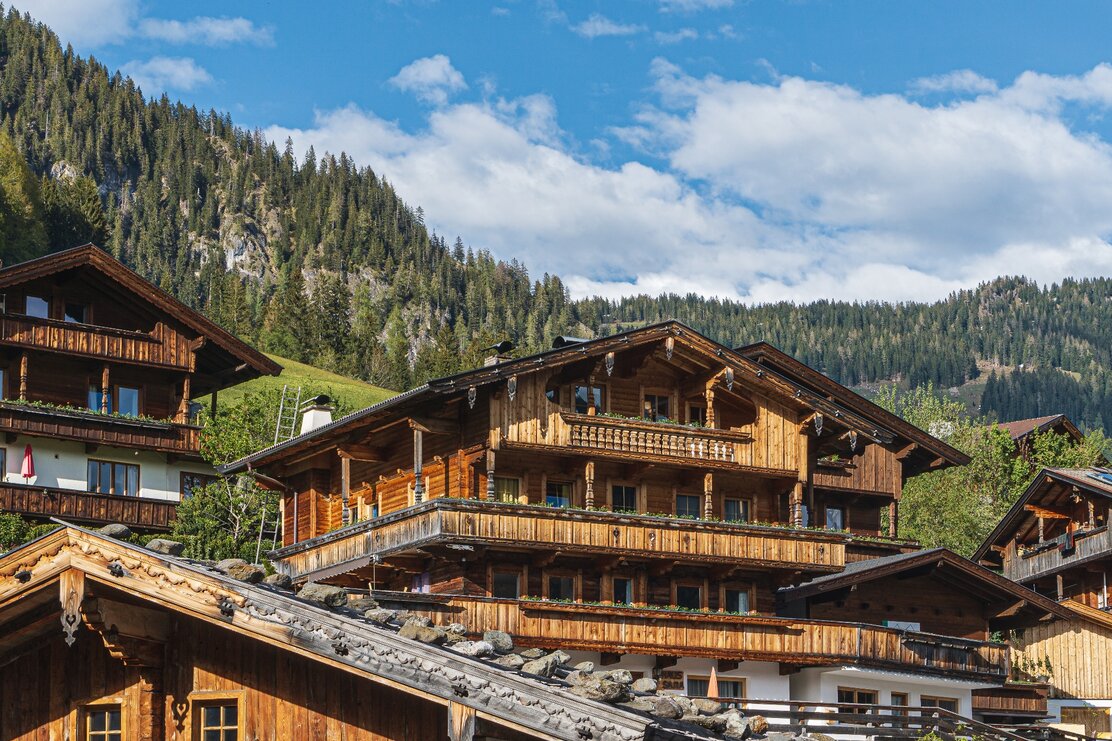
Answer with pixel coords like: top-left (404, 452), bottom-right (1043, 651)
top-left (1, 433), bottom-right (216, 501)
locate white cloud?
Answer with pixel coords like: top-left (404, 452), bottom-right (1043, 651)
top-left (655, 28), bottom-right (699, 45)
top-left (571, 13), bottom-right (646, 38)
top-left (265, 62), bottom-right (1112, 304)
top-left (389, 55), bottom-right (468, 106)
top-left (658, 0), bottom-right (733, 12)
top-left (13, 0), bottom-right (138, 46)
top-left (120, 56), bottom-right (214, 93)
top-left (138, 16), bottom-right (274, 46)
top-left (910, 69), bottom-right (998, 96)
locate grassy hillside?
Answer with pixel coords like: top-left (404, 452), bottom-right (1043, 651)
top-left (211, 354), bottom-right (396, 412)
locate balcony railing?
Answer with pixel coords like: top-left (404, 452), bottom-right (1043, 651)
top-left (0, 481), bottom-right (177, 530)
top-left (369, 591), bottom-right (1009, 682)
top-left (562, 413), bottom-right (753, 466)
top-left (971, 683), bottom-right (1049, 718)
top-left (0, 313), bottom-right (194, 370)
top-left (0, 401), bottom-right (201, 455)
top-left (1004, 527), bottom-right (1112, 583)
top-left (270, 498), bottom-right (848, 582)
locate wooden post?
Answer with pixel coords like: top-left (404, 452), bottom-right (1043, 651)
top-left (18, 352), bottom-right (27, 400)
top-left (178, 375), bottom-right (191, 422)
top-left (586, 376), bottom-right (596, 415)
top-left (485, 448), bottom-right (496, 500)
top-left (888, 500), bottom-right (898, 538)
top-left (133, 667), bottom-right (164, 741)
top-left (1038, 517), bottom-right (1045, 543)
top-left (448, 701), bottom-right (476, 741)
top-left (705, 385), bottom-right (715, 428)
top-left (791, 481), bottom-right (804, 528)
top-left (341, 455), bottom-right (351, 501)
top-left (1057, 574), bottom-right (1064, 601)
top-left (210, 389), bottom-right (219, 419)
top-left (585, 461), bottom-right (596, 509)
top-left (1089, 500), bottom-right (1096, 528)
top-left (100, 364), bottom-right (110, 413)
top-left (413, 428), bottom-right (424, 502)
top-left (793, 423), bottom-right (810, 527)
top-left (704, 472), bottom-right (714, 519)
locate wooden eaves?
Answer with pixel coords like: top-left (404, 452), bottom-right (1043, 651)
top-left (0, 244), bottom-right (282, 383)
top-left (778, 547), bottom-right (1071, 623)
top-left (222, 321), bottom-right (929, 476)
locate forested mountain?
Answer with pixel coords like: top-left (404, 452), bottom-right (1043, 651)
top-left (1, 8), bottom-right (1111, 431)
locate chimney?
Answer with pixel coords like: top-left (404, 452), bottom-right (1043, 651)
top-left (300, 395), bottom-right (334, 434)
top-left (483, 339), bottom-right (516, 367)
top-left (484, 354), bottom-right (510, 367)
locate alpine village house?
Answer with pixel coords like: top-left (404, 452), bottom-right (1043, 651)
top-left (0, 244), bottom-right (280, 531)
top-left (977, 464), bottom-right (1112, 736)
top-left (219, 321), bottom-right (1071, 726)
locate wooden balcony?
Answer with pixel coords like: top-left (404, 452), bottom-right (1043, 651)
top-left (0, 401), bottom-right (201, 455)
top-left (0, 313), bottom-right (195, 371)
top-left (370, 591), bottom-right (1010, 682)
top-left (971, 683), bottom-right (1049, 719)
top-left (0, 481), bottom-right (176, 530)
top-left (562, 412), bottom-right (754, 468)
top-left (271, 498), bottom-right (848, 582)
top-left (1004, 527), bottom-right (1112, 584)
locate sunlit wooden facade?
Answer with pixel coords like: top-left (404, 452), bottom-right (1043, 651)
top-left (216, 322), bottom-right (1065, 703)
top-left (0, 245), bottom-right (279, 529)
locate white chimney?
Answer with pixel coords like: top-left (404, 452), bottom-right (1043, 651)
top-left (300, 395), bottom-right (334, 434)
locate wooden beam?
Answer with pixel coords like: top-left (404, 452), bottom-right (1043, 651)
top-left (600, 652), bottom-right (623, 666)
top-left (18, 352), bottom-right (27, 401)
top-left (413, 429), bottom-right (425, 502)
top-left (717, 659), bottom-right (740, 673)
top-left (585, 461), bottom-right (596, 509)
top-left (1024, 504), bottom-right (1072, 520)
top-left (409, 417), bottom-right (456, 436)
top-left (894, 442), bottom-right (918, 460)
top-left (337, 445), bottom-right (388, 462)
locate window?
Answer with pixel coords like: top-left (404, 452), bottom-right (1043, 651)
top-left (84, 705), bottom-right (122, 741)
top-left (64, 302), bottom-right (86, 323)
top-left (687, 677), bottom-right (744, 699)
top-left (491, 571), bottom-right (521, 599)
top-left (88, 385), bottom-right (111, 413)
top-left (723, 587), bottom-right (751, 614)
top-left (574, 385), bottom-right (605, 414)
top-left (642, 393), bottom-right (671, 422)
top-left (116, 386), bottom-right (140, 417)
top-left (611, 484), bottom-right (637, 513)
top-left (197, 701), bottom-right (239, 741)
top-left (724, 498), bottom-right (750, 523)
top-left (546, 481), bottom-right (571, 508)
top-left (687, 403), bottom-right (707, 426)
top-left (676, 493), bottom-right (701, 519)
top-left (24, 295), bottom-right (49, 318)
top-left (547, 574), bottom-right (576, 601)
top-left (181, 472), bottom-right (216, 499)
top-left (921, 696), bottom-right (958, 713)
top-left (891, 692), bottom-right (908, 716)
top-left (825, 506), bottom-right (846, 531)
top-left (613, 577), bottom-right (634, 605)
top-left (88, 460), bottom-right (139, 497)
top-left (545, 388), bottom-right (559, 404)
top-left (0, 448), bottom-right (5, 481)
top-left (837, 687), bottom-right (878, 714)
top-left (675, 584), bottom-right (703, 610)
top-left (493, 476), bottom-right (521, 503)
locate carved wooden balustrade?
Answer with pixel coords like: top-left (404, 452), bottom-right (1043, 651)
top-left (0, 314), bottom-right (195, 370)
top-left (562, 413), bottom-right (751, 464)
top-left (371, 591), bottom-right (1010, 682)
top-left (270, 498), bottom-right (848, 582)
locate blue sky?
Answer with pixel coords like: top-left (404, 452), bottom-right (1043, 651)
top-left (17, 1), bottom-right (1112, 303)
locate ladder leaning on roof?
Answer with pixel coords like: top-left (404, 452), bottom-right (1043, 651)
top-left (273, 384), bottom-right (303, 444)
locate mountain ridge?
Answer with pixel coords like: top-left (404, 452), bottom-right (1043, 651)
top-left (1, 9), bottom-right (1110, 430)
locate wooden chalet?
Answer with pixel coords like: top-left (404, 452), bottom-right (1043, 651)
top-left (995, 415), bottom-right (1088, 463)
top-left (976, 467), bottom-right (1112, 732)
top-left (218, 322), bottom-right (1006, 705)
top-left (0, 245), bottom-right (280, 530)
top-left (0, 524), bottom-right (715, 741)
